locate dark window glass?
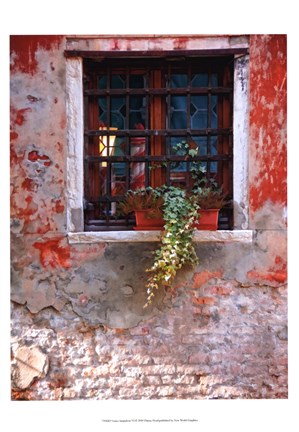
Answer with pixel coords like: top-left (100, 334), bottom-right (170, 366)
top-left (84, 57), bottom-right (233, 231)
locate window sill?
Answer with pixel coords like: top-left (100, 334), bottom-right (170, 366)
top-left (67, 230), bottom-right (253, 244)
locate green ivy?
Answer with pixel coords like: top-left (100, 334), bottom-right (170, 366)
top-left (144, 186), bottom-right (200, 308)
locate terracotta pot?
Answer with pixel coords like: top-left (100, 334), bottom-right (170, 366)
top-left (133, 210), bottom-right (165, 230)
top-left (193, 209), bottom-right (220, 230)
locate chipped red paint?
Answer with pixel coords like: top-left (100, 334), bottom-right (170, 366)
top-left (21, 178), bottom-right (36, 191)
top-left (33, 237), bottom-right (71, 269)
top-left (192, 296), bottom-right (216, 306)
top-left (60, 115), bottom-right (66, 130)
top-left (112, 39), bottom-right (120, 51)
top-left (10, 146), bottom-right (24, 166)
top-left (173, 37), bottom-right (188, 50)
top-left (192, 270), bottom-right (223, 289)
top-left (204, 285), bottom-right (233, 296)
top-left (70, 244), bottom-right (106, 265)
top-left (273, 255), bottom-right (287, 270)
top-left (28, 150), bottom-right (52, 166)
top-left (10, 131), bottom-right (18, 141)
top-left (247, 270), bottom-right (287, 284)
top-left (10, 35), bottom-right (63, 75)
top-left (12, 195), bottom-right (37, 218)
top-left (12, 107), bottom-right (32, 126)
top-left (249, 35), bottom-right (287, 212)
top-left (53, 200), bottom-right (65, 214)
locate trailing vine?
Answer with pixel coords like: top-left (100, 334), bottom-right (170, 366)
top-left (119, 140), bottom-right (228, 308)
top-left (144, 186), bottom-right (200, 308)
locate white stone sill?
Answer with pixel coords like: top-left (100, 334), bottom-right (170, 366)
top-left (68, 230), bottom-right (253, 244)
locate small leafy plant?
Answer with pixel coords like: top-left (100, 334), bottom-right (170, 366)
top-left (193, 177), bottom-right (228, 210)
top-left (119, 188), bottom-right (164, 219)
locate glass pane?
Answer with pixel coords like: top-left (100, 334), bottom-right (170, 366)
top-left (170, 74), bottom-right (188, 88)
top-left (130, 162), bottom-right (146, 190)
top-left (99, 163), bottom-right (108, 195)
top-left (111, 74), bottom-right (125, 89)
top-left (192, 95), bottom-right (208, 110)
top-left (210, 136), bottom-right (218, 156)
top-left (111, 96), bottom-right (126, 129)
top-left (210, 136), bottom-right (218, 173)
top-left (169, 138), bottom-right (189, 176)
top-left (99, 133), bottom-right (125, 158)
top-left (191, 95), bottom-right (208, 129)
top-left (192, 136), bottom-right (208, 155)
top-left (170, 161), bottom-right (188, 187)
top-left (98, 96), bottom-right (106, 122)
top-left (171, 112), bottom-right (187, 129)
top-left (170, 96), bottom-right (187, 129)
top-left (210, 161), bottom-right (217, 173)
top-left (129, 74), bottom-right (146, 88)
top-left (98, 76), bottom-right (107, 89)
top-left (111, 96), bottom-right (125, 110)
top-left (210, 73), bottom-right (218, 86)
top-left (191, 73), bottom-right (208, 87)
top-left (129, 96), bottom-right (146, 129)
top-left (211, 95), bottom-right (218, 128)
top-left (191, 112), bottom-right (208, 129)
top-left (172, 95), bottom-right (187, 109)
top-left (170, 137), bottom-right (186, 154)
top-left (111, 162), bottom-right (126, 197)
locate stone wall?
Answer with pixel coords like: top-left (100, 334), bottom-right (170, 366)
top-left (10, 34), bottom-right (287, 400)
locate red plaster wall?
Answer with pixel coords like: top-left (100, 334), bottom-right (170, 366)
top-left (249, 35), bottom-right (287, 215)
top-left (10, 35), bottom-right (288, 401)
top-left (10, 35), bottom-right (63, 75)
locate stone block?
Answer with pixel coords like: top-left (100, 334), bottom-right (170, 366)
top-left (11, 345), bottom-right (49, 390)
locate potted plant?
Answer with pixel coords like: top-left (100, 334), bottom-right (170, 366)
top-left (173, 140), bottom-right (228, 230)
top-left (192, 177), bottom-right (228, 230)
top-left (119, 188), bottom-right (165, 230)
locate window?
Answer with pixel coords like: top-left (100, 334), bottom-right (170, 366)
top-left (83, 56), bottom-right (234, 231)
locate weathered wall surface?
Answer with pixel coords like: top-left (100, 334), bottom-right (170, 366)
top-left (10, 34), bottom-right (287, 400)
top-left (249, 34), bottom-right (287, 229)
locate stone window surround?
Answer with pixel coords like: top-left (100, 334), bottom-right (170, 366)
top-left (65, 35), bottom-right (252, 244)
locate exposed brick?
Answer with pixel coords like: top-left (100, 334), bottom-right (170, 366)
top-left (188, 353), bottom-right (210, 364)
top-left (152, 356), bottom-right (179, 365)
top-left (192, 296), bottom-right (216, 306)
top-left (108, 376), bottom-right (141, 388)
top-left (142, 365), bottom-right (176, 375)
top-left (156, 386), bottom-right (177, 397)
top-left (192, 270), bottom-right (223, 289)
top-left (144, 376), bottom-right (162, 386)
top-left (129, 326), bottom-right (150, 336)
top-left (204, 285), bottom-right (233, 296)
top-left (126, 354), bottom-right (153, 366)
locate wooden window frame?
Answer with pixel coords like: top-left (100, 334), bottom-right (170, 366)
top-left (83, 56), bottom-right (234, 231)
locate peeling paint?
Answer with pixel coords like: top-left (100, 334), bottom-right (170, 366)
top-left (11, 107), bottom-right (32, 126)
top-left (10, 35), bottom-right (63, 75)
top-left (33, 237), bottom-right (71, 269)
top-left (249, 35), bottom-right (287, 215)
top-left (247, 270), bottom-right (287, 285)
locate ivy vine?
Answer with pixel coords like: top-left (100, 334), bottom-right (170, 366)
top-left (144, 186), bottom-right (200, 308)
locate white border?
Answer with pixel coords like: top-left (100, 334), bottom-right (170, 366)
top-left (65, 35), bottom-right (250, 238)
top-left (68, 229), bottom-right (253, 243)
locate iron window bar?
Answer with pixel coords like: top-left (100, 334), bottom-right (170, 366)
top-left (84, 57), bottom-right (234, 231)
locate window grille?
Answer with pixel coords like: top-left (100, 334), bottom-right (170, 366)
top-left (83, 57), bottom-right (233, 231)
